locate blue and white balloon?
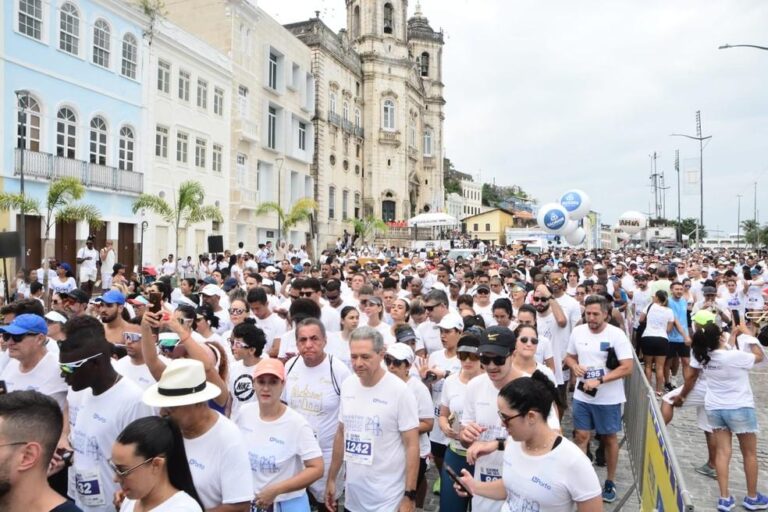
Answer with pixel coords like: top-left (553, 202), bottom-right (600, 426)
top-left (565, 227), bottom-right (586, 246)
top-left (537, 203), bottom-right (569, 234)
top-left (559, 189), bottom-right (591, 220)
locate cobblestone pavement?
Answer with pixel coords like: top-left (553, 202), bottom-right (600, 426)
top-left (663, 368), bottom-right (768, 510)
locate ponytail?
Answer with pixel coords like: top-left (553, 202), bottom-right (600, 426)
top-left (691, 322), bottom-right (721, 367)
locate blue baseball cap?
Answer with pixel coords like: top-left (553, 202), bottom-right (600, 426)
top-left (0, 314), bottom-right (48, 336)
top-left (100, 290), bottom-right (126, 305)
top-left (58, 262), bottom-right (72, 273)
top-left (293, 264), bottom-right (304, 273)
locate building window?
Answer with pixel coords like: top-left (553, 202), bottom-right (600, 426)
top-left (237, 85), bottom-right (249, 117)
top-left (155, 126), bottom-right (168, 158)
top-left (382, 100), bottom-right (395, 130)
top-left (352, 5), bottom-right (360, 38)
top-left (178, 70), bottom-right (190, 101)
top-left (343, 102), bottom-right (349, 121)
top-left (212, 144), bottom-right (222, 172)
top-left (354, 192), bottom-right (361, 219)
top-left (121, 34), bottom-right (138, 79)
top-left (420, 52), bottom-right (430, 77)
top-left (355, 109), bottom-right (361, 127)
top-left (16, 95), bottom-right (41, 152)
top-left (197, 79), bottom-right (208, 109)
top-left (268, 52), bottom-right (279, 90)
top-left (118, 126), bottom-right (135, 171)
top-left (92, 19), bottom-right (111, 68)
top-left (89, 117), bottom-right (108, 165)
top-left (213, 87), bottom-right (224, 116)
top-left (56, 107), bottom-right (77, 159)
top-left (298, 122), bottom-right (307, 151)
top-left (329, 93), bottom-right (337, 115)
top-left (382, 200), bottom-right (396, 222)
top-left (195, 138), bottom-right (207, 168)
top-left (473, 223), bottom-right (479, 231)
top-left (328, 186), bottom-right (336, 219)
top-left (485, 223), bottom-right (491, 232)
top-left (236, 153), bottom-right (247, 186)
top-left (19, 0), bottom-right (43, 40)
top-left (176, 131), bottom-right (188, 163)
top-left (342, 190), bottom-right (349, 220)
top-left (423, 130), bottom-right (433, 156)
top-left (383, 3), bottom-right (394, 34)
top-left (157, 60), bottom-right (171, 93)
top-left (267, 107), bottom-right (277, 149)
top-left (59, 3), bottom-right (79, 55)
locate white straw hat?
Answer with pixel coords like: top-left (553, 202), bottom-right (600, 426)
top-left (143, 359), bottom-right (221, 407)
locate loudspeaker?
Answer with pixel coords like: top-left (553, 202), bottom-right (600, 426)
top-left (207, 235), bottom-right (224, 254)
top-left (0, 232), bottom-right (21, 259)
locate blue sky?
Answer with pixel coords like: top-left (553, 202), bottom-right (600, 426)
top-left (260, 0), bottom-right (768, 234)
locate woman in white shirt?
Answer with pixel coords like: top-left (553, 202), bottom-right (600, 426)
top-left (50, 263), bottom-right (77, 295)
top-left (639, 290), bottom-right (680, 395)
top-left (113, 416), bottom-right (203, 511)
top-left (456, 372), bottom-right (602, 512)
top-left (339, 306), bottom-right (360, 344)
top-left (690, 322), bottom-right (767, 511)
top-left (235, 358), bottom-right (324, 511)
top-left (363, 296), bottom-right (394, 345)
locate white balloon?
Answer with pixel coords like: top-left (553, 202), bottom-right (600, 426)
top-left (559, 189), bottom-right (591, 220)
top-left (565, 227), bottom-right (586, 245)
top-left (562, 220), bottom-right (578, 235)
top-left (618, 211), bottom-right (647, 235)
top-left (536, 203), bottom-right (569, 234)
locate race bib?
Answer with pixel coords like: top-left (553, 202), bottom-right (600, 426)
top-left (75, 469), bottom-right (105, 506)
top-left (344, 432), bottom-right (374, 465)
top-left (478, 467), bottom-right (502, 482)
top-left (584, 367), bottom-right (606, 380)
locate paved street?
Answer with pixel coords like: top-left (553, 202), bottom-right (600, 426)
top-left (665, 368), bottom-right (768, 510)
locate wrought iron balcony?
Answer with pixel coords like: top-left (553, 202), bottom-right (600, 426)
top-left (14, 148), bottom-right (143, 194)
top-left (328, 112), bottom-right (364, 138)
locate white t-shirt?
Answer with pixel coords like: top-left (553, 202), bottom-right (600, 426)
top-left (405, 376), bottom-right (434, 458)
top-left (282, 354), bottom-right (351, 501)
top-left (339, 371), bottom-right (419, 512)
top-left (534, 335), bottom-right (554, 367)
top-left (745, 279), bottom-right (765, 310)
top-left (723, 289), bottom-right (747, 320)
top-left (277, 329), bottom-right (297, 359)
top-left (537, 312), bottom-right (568, 385)
top-left (691, 348), bottom-right (756, 410)
top-left (120, 491), bottom-right (202, 512)
top-left (632, 288), bottom-right (653, 328)
top-left (415, 320), bottom-right (442, 354)
top-left (69, 378), bottom-right (153, 512)
top-left (235, 404), bottom-right (322, 503)
top-left (114, 356), bottom-right (165, 390)
top-left (78, 247), bottom-right (99, 280)
top-left (228, 359), bottom-right (259, 418)
top-left (321, 304), bottom-right (341, 333)
top-left (440, 373), bottom-right (470, 452)
top-left (50, 277), bottom-right (77, 294)
top-left (183, 415), bottom-right (254, 509)
top-left (0, 352), bottom-right (67, 409)
top-left (567, 323), bottom-right (634, 405)
top-left (426, 350), bottom-right (461, 446)
top-left (642, 304), bottom-right (674, 339)
top-left (254, 313), bottom-right (288, 354)
top-left (502, 437), bottom-right (601, 511)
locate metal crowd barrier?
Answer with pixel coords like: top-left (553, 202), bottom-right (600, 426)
top-left (615, 352), bottom-right (695, 511)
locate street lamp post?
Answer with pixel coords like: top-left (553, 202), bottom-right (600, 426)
top-left (670, 111), bottom-right (711, 248)
top-left (14, 90), bottom-right (29, 270)
top-left (140, 210), bottom-right (148, 274)
top-left (719, 44), bottom-right (768, 51)
top-left (275, 157), bottom-right (284, 244)
top-left (737, 194), bottom-right (742, 249)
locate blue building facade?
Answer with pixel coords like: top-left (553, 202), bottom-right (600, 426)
top-left (2, 0), bottom-right (146, 270)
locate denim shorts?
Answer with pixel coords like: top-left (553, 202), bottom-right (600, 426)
top-left (706, 407), bottom-right (759, 434)
top-left (572, 399), bottom-right (622, 435)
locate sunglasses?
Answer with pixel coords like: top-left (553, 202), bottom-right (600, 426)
top-left (2, 332), bottom-right (35, 343)
top-left (476, 289), bottom-right (490, 295)
top-left (498, 410), bottom-right (524, 427)
top-left (59, 352), bottom-right (102, 374)
top-left (480, 354), bottom-right (507, 366)
top-left (108, 457), bottom-right (155, 479)
top-left (532, 297), bottom-right (549, 303)
top-left (384, 356), bottom-right (406, 367)
top-left (458, 352), bottom-right (480, 362)
top-left (123, 332), bottom-right (142, 344)
top-left (518, 336), bottom-right (539, 345)
top-left (229, 308), bottom-right (247, 315)
top-left (299, 292), bottom-right (314, 298)
top-left (424, 304), bottom-right (438, 312)
top-left (230, 338), bottom-right (248, 349)
top-left (158, 338), bottom-right (180, 354)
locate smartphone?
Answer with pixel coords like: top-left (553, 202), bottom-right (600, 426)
top-left (112, 344), bottom-right (128, 359)
top-left (444, 465), bottom-right (473, 497)
top-left (577, 380), bottom-right (598, 397)
top-left (149, 292), bottom-right (162, 314)
top-left (56, 447), bottom-right (74, 464)
top-left (0, 380), bottom-right (6, 395)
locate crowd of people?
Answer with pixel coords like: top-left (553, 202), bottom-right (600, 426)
top-left (1, 239), bottom-right (768, 512)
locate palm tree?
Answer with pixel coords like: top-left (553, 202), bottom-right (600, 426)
top-left (0, 177), bottom-right (103, 302)
top-left (254, 197), bottom-right (317, 243)
top-left (132, 181), bottom-right (224, 274)
top-left (741, 220), bottom-right (761, 248)
top-left (348, 215), bottom-right (388, 246)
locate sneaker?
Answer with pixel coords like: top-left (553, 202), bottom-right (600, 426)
top-left (432, 477), bottom-right (440, 495)
top-left (602, 480), bottom-right (616, 503)
top-left (717, 496), bottom-right (735, 511)
top-left (743, 493), bottom-right (768, 511)
top-left (694, 462), bottom-right (717, 479)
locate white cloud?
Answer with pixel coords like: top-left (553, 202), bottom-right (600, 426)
top-left (258, 0), bottom-right (768, 234)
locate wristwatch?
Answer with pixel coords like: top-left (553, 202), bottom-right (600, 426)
top-left (496, 437), bottom-right (506, 451)
top-left (404, 490), bottom-right (417, 501)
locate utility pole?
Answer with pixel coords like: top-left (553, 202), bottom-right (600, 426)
top-left (14, 90), bottom-right (29, 271)
top-left (737, 194), bottom-right (742, 249)
top-left (755, 181), bottom-right (759, 250)
top-left (649, 152), bottom-right (662, 219)
top-left (675, 150), bottom-right (681, 242)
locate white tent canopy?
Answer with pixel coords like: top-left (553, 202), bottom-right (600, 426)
top-left (407, 212), bottom-right (459, 228)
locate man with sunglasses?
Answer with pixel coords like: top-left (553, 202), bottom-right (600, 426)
top-left (416, 289), bottom-right (451, 355)
top-left (565, 294), bottom-right (634, 503)
top-left (300, 278), bottom-right (341, 333)
top-left (0, 314), bottom-right (68, 409)
top-left (0, 390), bottom-right (82, 511)
top-left (533, 283), bottom-right (568, 389)
top-left (113, 329), bottom-right (164, 391)
top-left (58, 315), bottom-right (152, 511)
top-left (60, 289), bottom-right (90, 318)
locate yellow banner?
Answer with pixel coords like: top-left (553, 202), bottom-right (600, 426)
top-left (641, 403), bottom-right (686, 511)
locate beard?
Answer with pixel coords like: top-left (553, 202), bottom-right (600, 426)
top-left (0, 477), bottom-right (10, 499)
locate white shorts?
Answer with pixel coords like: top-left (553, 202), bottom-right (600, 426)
top-left (101, 273), bottom-right (113, 290)
top-left (80, 267), bottom-right (97, 283)
top-left (662, 384), bottom-right (712, 433)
